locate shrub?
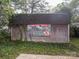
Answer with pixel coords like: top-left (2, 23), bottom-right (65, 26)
top-left (70, 25), bottom-right (79, 37)
top-left (0, 30), bottom-right (11, 42)
top-left (70, 26), bottom-right (75, 37)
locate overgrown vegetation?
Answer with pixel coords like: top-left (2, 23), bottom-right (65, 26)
top-left (70, 26), bottom-right (79, 37)
top-left (0, 30), bottom-right (10, 43)
top-left (0, 38), bottom-right (79, 59)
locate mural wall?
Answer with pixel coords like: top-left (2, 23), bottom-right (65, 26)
top-left (27, 24), bottom-right (51, 37)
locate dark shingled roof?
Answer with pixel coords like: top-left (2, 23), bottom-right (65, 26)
top-left (9, 13), bottom-right (71, 26)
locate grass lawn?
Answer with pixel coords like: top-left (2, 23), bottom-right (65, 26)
top-left (71, 38), bottom-right (79, 47)
top-left (0, 38), bottom-right (79, 59)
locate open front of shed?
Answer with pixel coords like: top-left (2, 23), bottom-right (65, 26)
top-left (9, 13), bottom-right (71, 43)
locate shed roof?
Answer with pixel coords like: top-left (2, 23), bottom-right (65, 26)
top-left (9, 13), bottom-right (71, 26)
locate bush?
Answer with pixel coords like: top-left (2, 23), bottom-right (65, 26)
top-left (74, 27), bottom-right (79, 37)
top-left (0, 30), bottom-right (11, 42)
top-left (70, 26), bottom-right (79, 37)
top-left (70, 26), bottom-right (75, 37)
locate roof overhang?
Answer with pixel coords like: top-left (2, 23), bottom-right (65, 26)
top-left (9, 13), bottom-right (71, 26)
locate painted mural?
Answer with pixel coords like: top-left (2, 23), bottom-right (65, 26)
top-left (27, 24), bottom-right (51, 37)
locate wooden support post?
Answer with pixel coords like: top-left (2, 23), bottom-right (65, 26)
top-left (20, 26), bottom-right (25, 41)
top-left (68, 24), bottom-right (70, 42)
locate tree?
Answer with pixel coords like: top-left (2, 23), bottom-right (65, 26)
top-left (0, 0), bottom-right (13, 30)
top-left (69, 0), bottom-right (79, 22)
top-left (69, 0), bottom-right (79, 9)
top-left (53, 1), bottom-right (71, 12)
top-left (11, 0), bottom-right (50, 14)
top-left (52, 0), bottom-right (79, 23)
top-left (62, 0), bottom-right (79, 22)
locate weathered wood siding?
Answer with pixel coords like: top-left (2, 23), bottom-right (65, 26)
top-left (11, 26), bottom-right (21, 40)
top-left (10, 25), bottom-right (69, 43)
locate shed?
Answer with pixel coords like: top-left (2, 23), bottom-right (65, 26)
top-left (9, 13), bottom-right (71, 43)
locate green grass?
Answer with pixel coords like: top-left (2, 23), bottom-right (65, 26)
top-left (71, 38), bottom-right (79, 47)
top-left (0, 38), bottom-right (79, 59)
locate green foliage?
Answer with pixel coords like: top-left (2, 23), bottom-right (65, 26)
top-left (70, 25), bottom-right (79, 37)
top-left (0, 0), bottom-right (13, 41)
top-left (0, 0), bottom-right (14, 29)
top-left (12, 0), bottom-right (50, 14)
top-left (0, 30), bottom-right (10, 43)
top-left (53, 0), bottom-right (79, 22)
top-left (72, 26), bottom-right (79, 37)
top-left (71, 38), bottom-right (79, 47)
top-left (70, 0), bottom-right (79, 15)
top-left (70, 26), bottom-right (75, 37)
top-left (69, 0), bottom-right (79, 22)
top-left (70, 0), bottom-right (79, 9)
top-left (0, 38), bottom-right (79, 59)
